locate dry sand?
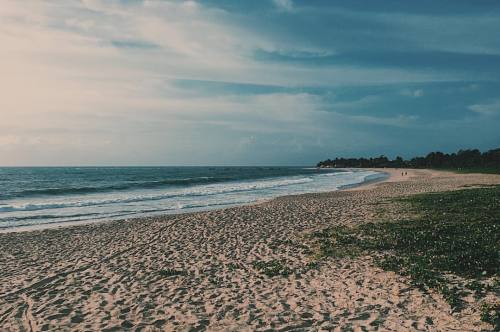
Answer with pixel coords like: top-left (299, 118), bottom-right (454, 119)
top-left (0, 169), bottom-right (499, 331)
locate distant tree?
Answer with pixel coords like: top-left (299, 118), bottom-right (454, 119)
top-left (483, 148), bottom-right (500, 166)
top-left (317, 147), bottom-right (500, 169)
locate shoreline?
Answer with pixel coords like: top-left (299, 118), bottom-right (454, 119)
top-left (2, 169), bottom-right (498, 330)
top-left (0, 168), bottom-right (391, 234)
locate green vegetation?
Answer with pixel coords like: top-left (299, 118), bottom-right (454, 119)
top-left (312, 186), bottom-right (500, 327)
top-left (445, 166), bottom-right (500, 175)
top-left (226, 262), bottom-right (243, 271)
top-left (252, 260), bottom-right (292, 277)
top-left (159, 268), bottom-right (187, 277)
top-left (252, 259), bottom-right (319, 277)
top-left (317, 147), bottom-right (500, 172)
top-left (480, 302), bottom-right (500, 328)
top-left (305, 261), bottom-right (320, 271)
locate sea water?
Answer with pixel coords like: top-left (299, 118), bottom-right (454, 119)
top-left (0, 167), bottom-right (385, 229)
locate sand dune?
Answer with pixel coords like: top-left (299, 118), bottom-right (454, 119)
top-left (1, 169), bottom-right (499, 331)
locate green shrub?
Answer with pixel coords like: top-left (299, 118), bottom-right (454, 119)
top-left (252, 260), bottom-right (292, 277)
top-left (159, 269), bottom-right (187, 277)
top-left (312, 186), bottom-right (500, 314)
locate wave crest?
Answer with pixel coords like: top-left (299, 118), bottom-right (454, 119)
top-left (0, 177), bottom-right (314, 213)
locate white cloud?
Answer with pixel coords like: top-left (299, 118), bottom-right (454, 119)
top-left (468, 100), bottom-right (500, 116)
top-left (0, 0), bottom-right (471, 165)
top-left (273, 0), bottom-right (294, 12)
top-left (344, 114), bottom-right (419, 127)
top-left (400, 89), bottom-right (424, 98)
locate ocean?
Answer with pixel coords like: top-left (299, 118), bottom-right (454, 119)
top-left (0, 167), bottom-right (385, 230)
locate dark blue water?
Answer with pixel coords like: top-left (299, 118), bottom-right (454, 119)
top-left (0, 167), bottom-right (384, 229)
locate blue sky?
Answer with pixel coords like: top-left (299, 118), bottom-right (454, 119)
top-left (1, 0), bottom-right (499, 165)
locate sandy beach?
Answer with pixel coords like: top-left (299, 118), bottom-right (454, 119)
top-left (1, 169), bottom-right (499, 331)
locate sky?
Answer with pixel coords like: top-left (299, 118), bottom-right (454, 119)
top-left (1, 0), bottom-right (500, 166)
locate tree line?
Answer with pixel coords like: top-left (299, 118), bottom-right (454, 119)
top-left (316, 147), bottom-right (500, 169)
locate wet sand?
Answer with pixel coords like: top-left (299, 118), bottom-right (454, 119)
top-left (0, 169), bottom-right (499, 331)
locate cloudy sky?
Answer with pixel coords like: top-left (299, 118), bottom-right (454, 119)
top-left (1, 0), bottom-right (500, 166)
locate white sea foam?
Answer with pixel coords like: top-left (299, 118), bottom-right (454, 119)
top-left (0, 170), bottom-right (386, 228)
top-left (0, 176), bottom-right (315, 212)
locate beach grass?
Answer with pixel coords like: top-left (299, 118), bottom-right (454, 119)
top-left (442, 167), bottom-right (500, 175)
top-left (159, 268), bottom-right (187, 277)
top-left (252, 259), bottom-right (293, 277)
top-left (312, 186), bottom-right (500, 326)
